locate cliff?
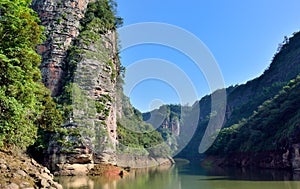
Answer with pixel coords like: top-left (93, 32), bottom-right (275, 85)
top-left (32, 0), bottom-right (90, 97)
top-left (31, 0), bottom-right (173, 174)
top-left (32, 0), bottom-right (121, 174)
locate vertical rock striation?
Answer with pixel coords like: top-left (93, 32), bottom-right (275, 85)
top-left (32, 0), bottom-right (90, 96)
top-left (33, 0), bottom-right (173, 173)
top-left (32, 0), bottom-right (120, 174)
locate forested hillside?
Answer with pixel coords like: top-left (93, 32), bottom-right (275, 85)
top-left (208, 75), bottom-right (300, 155)
top-left (180, 31), bottom-right (300, 160)
top-left (146, 31), bottom-right (300, 162)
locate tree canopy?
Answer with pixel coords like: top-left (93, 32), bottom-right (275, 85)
top-left (0, 0), bottom-right (62, 150)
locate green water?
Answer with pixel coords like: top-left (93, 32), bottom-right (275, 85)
top-left (56, 161), bottom-right (300, 189)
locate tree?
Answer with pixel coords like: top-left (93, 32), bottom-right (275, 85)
top-left (0, 0), bottom-right (61, 150)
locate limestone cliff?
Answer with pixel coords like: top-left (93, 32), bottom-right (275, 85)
top-left (32, 0), bottom-right (120, 174)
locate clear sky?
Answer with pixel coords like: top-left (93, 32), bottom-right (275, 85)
top-left (115, 0), bottom-right (300, 112)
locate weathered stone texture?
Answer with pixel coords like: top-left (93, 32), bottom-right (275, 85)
top-left (32, 0), bottom-right (90, 96)
top-left (46, 30), bottom-right (119, 174)
top-left (33, 0), bottom-right (173, 174)
top-left (0, 151), bottom-right (62, 189)
top-left (33, 0), bottom-right (120, 174)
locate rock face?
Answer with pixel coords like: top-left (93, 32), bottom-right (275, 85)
top-left (292, 144), bottom-right (300, 170)
top-left (32, 0), bottom-right (90, 96)
top-left (32, 0), bottom-right (174, 174)
top-left (161, 118), bottom-right (180, 137)
top-left (143, 106), bottom-right (181, 137)
top-left (32, 0), bottom-right (119, 174)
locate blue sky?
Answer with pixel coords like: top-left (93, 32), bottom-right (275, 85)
top-left (115, 0), bottom-right (300, 112)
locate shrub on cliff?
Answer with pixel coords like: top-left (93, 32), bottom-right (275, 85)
top-left (80, 0), bottom-right (123, 32)
top-left (0, 0), bottom-right (62, 150)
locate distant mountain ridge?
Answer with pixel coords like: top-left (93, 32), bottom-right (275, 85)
top-left (144, 31), bottom-right (300, 164)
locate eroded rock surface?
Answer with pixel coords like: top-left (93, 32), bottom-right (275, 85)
top-left (0, 151), bottom-right (62, 189)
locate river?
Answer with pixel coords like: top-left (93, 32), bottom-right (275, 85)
top-left (56, 160), bottom-right (300, 189)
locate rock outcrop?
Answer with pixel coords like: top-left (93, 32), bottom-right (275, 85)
top-left (143, 106), bottom-right (181, 137)
top-left (32, 0), bottom-right (120, 174)
top-left (47, 27), bottom-right (120, 174)
top-left (0, 151), bottom-right (62, 189)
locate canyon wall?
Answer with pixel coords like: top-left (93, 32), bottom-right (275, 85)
top-left (32, 0), bottom-right (119, 174)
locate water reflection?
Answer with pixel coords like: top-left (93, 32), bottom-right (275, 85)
top-left (56, 162), bottom-right (300, 189)
top-left (56, 165), bottom-right (180, 189)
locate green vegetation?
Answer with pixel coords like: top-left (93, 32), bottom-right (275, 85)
top-left (80, 0), bottom-right (123, 32)
top-left (3, 0), bottom-right (300, 168)
top-left (224, 31), bottom-right (300, 128)
top-left (204, 32), bottom-right (300, 156)
top-left (60, 0), bottom-right (123, 92)
top-left (225, 81), bottom-right (286, 127)
top-left (117, 94), bottom-right (171, 157)
top-left (0, 0), bottom-right (62, 150)
top-left (207, 75), bottom-right (300, 155)
top-left (54, 0), bottom-right (123, 147)
top-left (0, 0), bottom-right (168, 162)
top-left (174, 31), bottom-right (300, 159)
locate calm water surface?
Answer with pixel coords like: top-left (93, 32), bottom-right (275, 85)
top-left (56, 160), bottom-right (300, 189)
